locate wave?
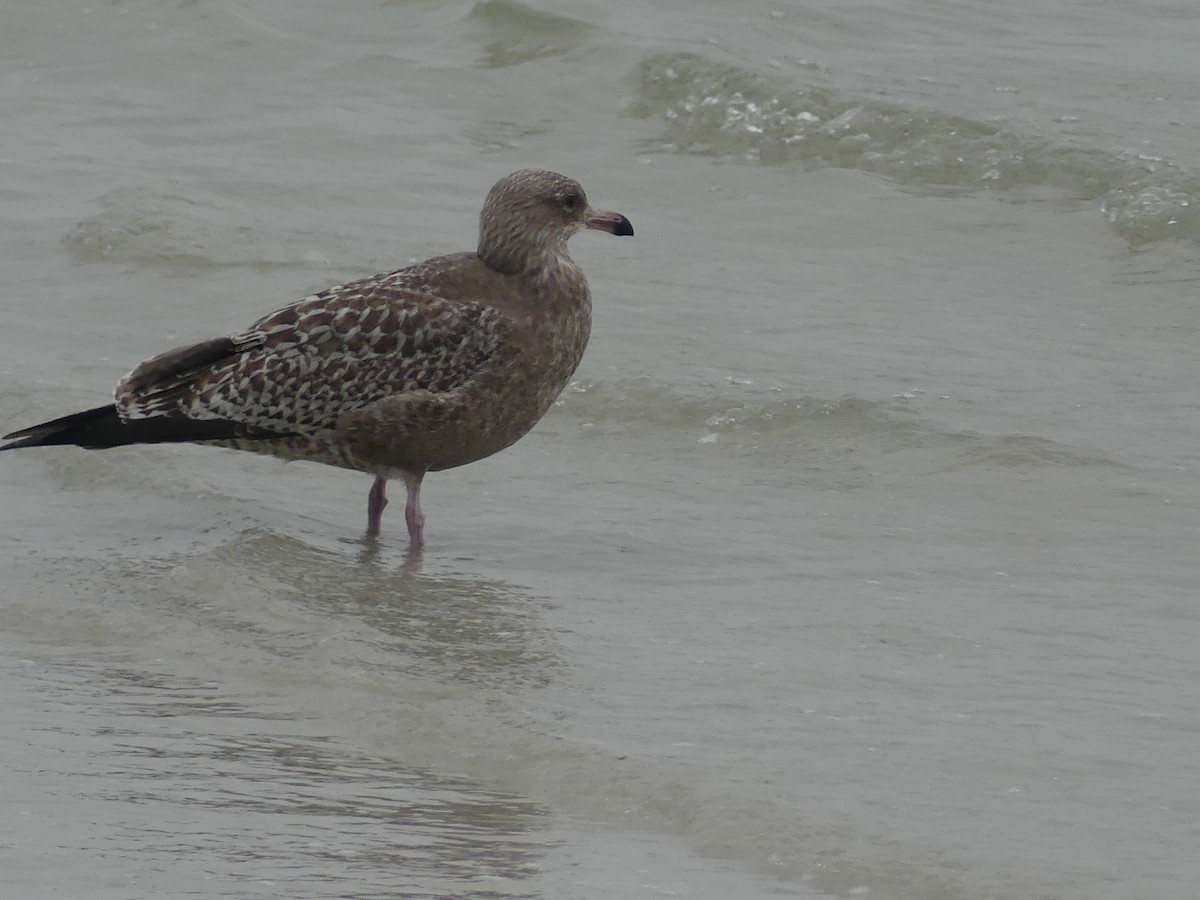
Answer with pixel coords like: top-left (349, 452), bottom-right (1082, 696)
top-left (560, 378), bottom-right (1123, 472)
top-left (629, 52), bottom-right (1200, 246)
top-left (62, 182), bottom-right (330, 273)
top-left (466, 0), bottom-right (592, 69)
top-left (563, 377), bottom-right (877, 437)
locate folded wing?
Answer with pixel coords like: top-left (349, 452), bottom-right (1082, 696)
top-left (3, 270), bottom-right (510, 451)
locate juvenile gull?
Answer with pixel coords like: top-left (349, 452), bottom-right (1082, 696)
top-left (2, 169), bottom-right (633, 547)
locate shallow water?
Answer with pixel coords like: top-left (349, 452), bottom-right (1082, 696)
top-left (3, 2), bottom-right (1200, 898)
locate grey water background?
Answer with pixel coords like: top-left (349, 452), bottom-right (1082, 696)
top-left (2, 1), bottom-right (1199, 898)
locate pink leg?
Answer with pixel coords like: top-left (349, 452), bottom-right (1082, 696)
top-left (367, 476), bottom-right (388, 535)
top-left (404, 472), bottom-right (425, 548)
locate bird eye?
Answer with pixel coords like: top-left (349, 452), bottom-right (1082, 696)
top-left (562, 193), bottom-right (582, 212)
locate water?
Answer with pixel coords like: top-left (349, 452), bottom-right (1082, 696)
top-left (3, 1), bottom-right (1199, 897)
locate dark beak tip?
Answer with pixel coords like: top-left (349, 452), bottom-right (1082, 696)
top-left (587, 209), bottom-right (635, 237)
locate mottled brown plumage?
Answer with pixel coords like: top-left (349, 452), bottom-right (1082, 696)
top-left (2, 169), bottom-right (634, 546)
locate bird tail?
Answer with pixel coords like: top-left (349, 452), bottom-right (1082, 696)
top-left (2, 405), bottom-right (284, 451)
top-left (2, 406), bottom-right (126, 450)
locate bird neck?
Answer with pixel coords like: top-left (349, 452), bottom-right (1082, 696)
top-left (481, 233), bottom-right (581, 286)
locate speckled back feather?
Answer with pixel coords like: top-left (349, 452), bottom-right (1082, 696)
top-left (116, 260), bottom-right (511, 436)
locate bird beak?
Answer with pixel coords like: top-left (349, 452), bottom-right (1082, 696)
top-left (585, 207), bottom-right (634, 237)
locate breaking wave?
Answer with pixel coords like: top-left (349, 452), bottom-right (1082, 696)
top-left (630, 52), bottom-right (1200, 246)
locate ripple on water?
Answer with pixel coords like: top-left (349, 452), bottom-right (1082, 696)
top-left (561, 377), bottom-right (1125, 477)
top-left (62, 181), bottom-right (330, 273)
top-left (629, 52), bottom-right (1200, 246)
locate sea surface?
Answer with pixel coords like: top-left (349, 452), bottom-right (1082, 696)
top-left (3, 2), bottom-right (1199, 898)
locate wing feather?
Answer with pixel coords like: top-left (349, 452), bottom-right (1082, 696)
top-left (116, 270), bottom-right (511, 435)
